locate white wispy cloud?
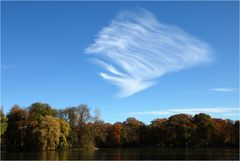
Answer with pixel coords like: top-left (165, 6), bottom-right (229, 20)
top-left (86, 8), bottom-right (213, 97)
top-left (210, 88), bottom-right (238, 92)
top-left (1, 64), bottom-right (15, 69)
top-left (128, 107), bottom-right (239, 116)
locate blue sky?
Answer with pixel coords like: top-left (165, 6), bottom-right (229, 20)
top-left (1, 1), bottom-right (239, 123)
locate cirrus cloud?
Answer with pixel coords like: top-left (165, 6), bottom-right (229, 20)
top-left (210, 88), bottom-right (238, 92)
top-left (85, 8), bottom-right (213, 97)
top-left (127, 107), bottom-right (239, 116)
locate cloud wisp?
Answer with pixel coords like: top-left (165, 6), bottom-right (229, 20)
top-left (86, 9), bottom-right (213, 97)
top-left (128, 107), bottom-right (239, 116)
top-left (1, 64), bottom-right (15, 69)
top-left (210, 88), bottom-right (238, 92)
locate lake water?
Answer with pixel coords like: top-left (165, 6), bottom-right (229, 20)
top-left (1, 148), bottom-right (239, 160)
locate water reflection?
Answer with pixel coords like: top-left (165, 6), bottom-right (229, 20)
top-left (38, 151), bottom-right (59, 160)
top-left (1, 148), bottom-right (239, 160)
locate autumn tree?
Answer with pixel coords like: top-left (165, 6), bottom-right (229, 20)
top-left (211, 119), bottom-right (237, 146)
top-left (0, 110), bottom-right (8, 136)
top-left (58, 118), bottom-right (70, 149)
top-left (147, 118), bottom-right (167, 147)
top-left (23, 102), bottom-right (69, 150)
top-left (37, 116), bottom-right (60, 150)
top-left (122, 117), bottom-right (145, 147)
top-left (92, 109), bottom-right (109, 147)
top-left (58, 108), bottom-right (78, 127)
top-left (108, 122), bottom-right (122, 147)
top-left (233, 121), bottom-right (239, 147)
top-left (0, 109), bottom-right (8, 150)
top-left (58, 105), bottom-right (93, 148)
top-left (30, 115), bottom-right (70, 150)
top-left (58, 107), bottom-right (78, 147)
top-left (5, 105), bottom-right (27, 150)
top-left (81, 122), bottom-right (95, 149)
top-left (3, 102), bottom-right (240, 150)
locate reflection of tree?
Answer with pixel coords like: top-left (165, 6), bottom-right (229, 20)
top-left (113, 148), bottom-right (121, 160)
top-left (39, 151), bottom-right (59, 160)
top-left (58, 151), bottom-right (67, 160)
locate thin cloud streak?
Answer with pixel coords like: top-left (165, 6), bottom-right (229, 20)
top-left (211, 88), bottom-right (238, 92)
top-left (86, 8), bottom-right (213, 97)
top-left (128, 107), bottom-right (239, 116)
top-left (1, 64), bottom-right (15, 69)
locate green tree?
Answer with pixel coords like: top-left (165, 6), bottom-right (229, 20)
top-left (148, 118), bottom-right (167, 147)
top-left (192, 113), bottom-right (214, 146)
top-left (166, 114), bottom-right (195, 147)
top-left (28, 103), bottom-right (57, 120)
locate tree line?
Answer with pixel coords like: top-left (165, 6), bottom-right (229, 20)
top-left (0, 102), bottom-right (239, 151)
